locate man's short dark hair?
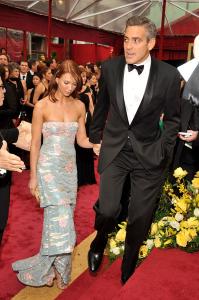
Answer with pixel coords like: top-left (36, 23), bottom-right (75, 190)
top-left (125, 15), bottom-right (157, 40)
top-left (28, 59), bottom-right (37, 69)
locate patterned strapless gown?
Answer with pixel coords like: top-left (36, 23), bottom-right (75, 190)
top-left (12, 121), bottom-right (78, 286)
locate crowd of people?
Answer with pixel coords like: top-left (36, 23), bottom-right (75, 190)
top-left (0, 14), bottom-right (199, 290)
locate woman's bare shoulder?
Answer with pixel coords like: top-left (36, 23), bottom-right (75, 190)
top-left (34, 96), bottom-right (49, 109)
top-left (74, 98), bottom-right (85, 110)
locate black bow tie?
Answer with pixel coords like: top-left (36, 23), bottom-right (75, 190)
top-left (128, 64), bottom-right (144, 75)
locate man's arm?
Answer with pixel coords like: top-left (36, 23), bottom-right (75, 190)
top-left (89, 63), bottom-right (110, 144)
top-left (0, 128), bottom-right (19, 145)
top-left (162, 71), bottom-right (181, 147)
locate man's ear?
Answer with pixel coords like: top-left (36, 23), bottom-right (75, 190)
top-left (148, 38), bottom-right (156, 51)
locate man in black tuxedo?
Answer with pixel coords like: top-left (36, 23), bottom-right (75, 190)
top-left (26, 59), bottom-right (39, 90)
top-left (87, 15), bottom-right (181, 284)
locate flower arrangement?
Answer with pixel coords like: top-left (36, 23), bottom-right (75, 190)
top-left (107, 168), bottom-right (199, 262)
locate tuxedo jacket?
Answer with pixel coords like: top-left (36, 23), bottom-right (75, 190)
top-left (89, 56), bottom-right (181, 173)
top-left (0, 128), bottom-right (19, 148)
top-left (26, 71), bottom-right (34, 90)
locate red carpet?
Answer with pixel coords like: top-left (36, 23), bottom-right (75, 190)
top-left (1, 165), bottom-right (199, 300)
top-left (0, 166), bottom-right (99, 300)
top-left (113, 248), bottom-right (199, 300)
top-left (57, 248), bottom-right (199, 300)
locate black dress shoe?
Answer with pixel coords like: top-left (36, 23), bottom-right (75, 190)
top-left (121, 270), bottom-right (135, 285)
top-left (88, 249), bottom-right (104, 272)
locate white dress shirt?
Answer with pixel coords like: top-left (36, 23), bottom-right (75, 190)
top-left (20, 73), bottom-right (27, 81)
top-left (123, 55), bottom-right (151, 124)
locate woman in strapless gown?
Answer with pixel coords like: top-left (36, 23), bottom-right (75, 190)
top-left (12, 60), bottom-right (93, 289)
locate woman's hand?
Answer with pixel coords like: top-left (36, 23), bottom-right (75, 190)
top-left (29, 176), bottom-right (40, 203)
top-left (93, 143), bottom-right (101, 156)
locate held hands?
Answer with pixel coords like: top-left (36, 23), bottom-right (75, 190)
top-left (93, 143), bottom-right (101, 156)
top-left (29, 176), bottom-right (40, 203)
top-left (178, 130), bottom-right (198, 142)
top-left (0, 141), bottom-right (25, 172)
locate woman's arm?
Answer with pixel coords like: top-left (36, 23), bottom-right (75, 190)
top-left (25, 89), bottom-right (34, 108)
top-left (76, 101), bottom-right (93, 148)
top-left (86, 92), bottom-right (94, 116)
top-left (29, 101), bottom-right (43, 199)
top-left (33, 83), bottom-right (45, 105)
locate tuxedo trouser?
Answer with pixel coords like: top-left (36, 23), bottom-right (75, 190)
top-left (90, 139), bottom-right (167, 276)
top-left (0, 172), bottom-right (11, 244)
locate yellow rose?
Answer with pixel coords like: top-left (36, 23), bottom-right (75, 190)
top-left (109, 238), bottom-right (117, 249)
top-left (173, 167), bottom-right (188, 179)
top-left (150, 223), bottom-right (158, 235)
top-left (187, 217), bottom-right (199, 228)
top-left (192, 178), bottom-right (199, 189)
top-left (154, 237), bottom-right (161, 248)
top-left (176, 230), bottom-right (189, 247)
top-left (187, 228), bottom-right (197, 240)
top-left (158, 220), bottom-right (165, 228)
top-left (115, 228), bottom-right (126, 242)
top-left (139, 245), bottom-right (148, 258)
top-left (180, 221), bottom-right (188, 229)
top-left (176, 199), bottom-right (188, 213)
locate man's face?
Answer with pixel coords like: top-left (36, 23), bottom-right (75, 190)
top-left (20, 61), bottom-right (28, 74)
top-left (123, 25), bottom-right (155, 64)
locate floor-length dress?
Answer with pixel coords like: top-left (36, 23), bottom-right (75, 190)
top-left (12, 121), bottom-right (78, 286)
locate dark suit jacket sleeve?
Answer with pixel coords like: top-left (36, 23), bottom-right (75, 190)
top-left (0, 83), bottom-right (18, 118)
top-left (0, 128), bottom-right (19, 148)
top-left (89, 63), bottom-right (110, 144)
top-left (161, 71), bottom-right (181, 150)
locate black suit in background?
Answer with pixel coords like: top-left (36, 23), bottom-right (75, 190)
top-left (26, 71), bottom-right (34, 90)
top-left (171, 98), bottom-right (199, 181)
top-left (89, 55), bottom-right (181, 280)
top-left (0, 128), bottom-right (19, 245)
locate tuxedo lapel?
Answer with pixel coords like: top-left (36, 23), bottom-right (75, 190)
top-left (115, 57), bottom-right (129, 124)
top-left (131, 58), bottom-right (158, 125)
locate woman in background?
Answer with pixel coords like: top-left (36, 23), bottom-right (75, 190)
top-left (24, 72), bottom-right (42, 123)
top-left (32, 66), bottom-right (52, 104)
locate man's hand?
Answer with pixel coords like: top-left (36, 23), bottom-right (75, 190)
top-left (0, 141), bottom-right (25, 172)
top-left (93, 143), bottom-right (101, 156)
top-left (179, 130), bottom-right (198, 143)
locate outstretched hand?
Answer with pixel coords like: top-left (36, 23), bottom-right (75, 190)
top-left (0, 140), bottom-right (25, 172)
